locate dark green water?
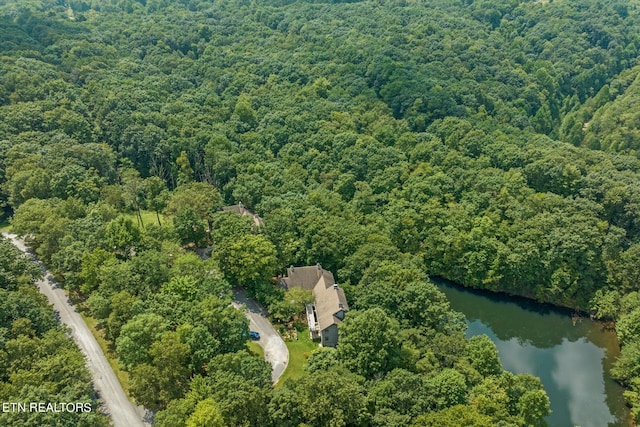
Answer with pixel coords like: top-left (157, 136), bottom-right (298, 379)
top-left (436, 279), bottom-right (631, 427)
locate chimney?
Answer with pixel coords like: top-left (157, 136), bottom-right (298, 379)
top-left (316, 262), bottom-right (322, 270)
top-left (333, 283), bottom-right (338, 290)
top-left (290, 265), bottom-right (294, 273)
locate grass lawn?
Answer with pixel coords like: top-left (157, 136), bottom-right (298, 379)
top-left (0, 218), bottom-right (10, 232)
top-left (80, 313), bottom-right (131, 396)
top-left (277, 327), bottom-right (318, 386)
top-left (247, 341), bottom-right (265, 359)
top-left (123, 210), bottom-right (168, 228)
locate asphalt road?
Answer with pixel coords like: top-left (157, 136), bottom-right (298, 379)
top-left (232, 288), bottom-right (289, 383)
top-left (2, 232), bottom-right (149, 427)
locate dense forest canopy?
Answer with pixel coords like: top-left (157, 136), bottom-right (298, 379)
top-left (2, 0), bottom-right (640, 424)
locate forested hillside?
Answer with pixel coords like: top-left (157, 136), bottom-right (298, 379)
top-left (580, 64), bottom-right (640, 155)
top-left (2, 0), bottom-right (640, 424)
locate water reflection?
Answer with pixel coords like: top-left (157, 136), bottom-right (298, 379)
top-left (552, 340), bottom-right (612, 427)
top-left (438, 279), bottom-right (630, 427)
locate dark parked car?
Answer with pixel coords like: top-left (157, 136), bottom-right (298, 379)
top-left (249, 331), bottom-right (260, 340)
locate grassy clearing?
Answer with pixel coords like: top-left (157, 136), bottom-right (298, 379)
top-left (80, 313), bottom-right (131, 396)
top-left (247, 341), bottom-right (265, 359)
top-left (0, 218), bottom-right (11, 232)
top-left (123, 210), bottom-right (168, 229)
top-left (277, 327), bottom-right (318, 386)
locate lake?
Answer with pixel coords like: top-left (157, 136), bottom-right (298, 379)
top-left (436, 279), bottom-right (631, 427)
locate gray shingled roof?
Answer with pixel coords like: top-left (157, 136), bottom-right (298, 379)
top-left (282, 265), bottom-right (349, 332)
top-left (221, 203), bottom-right (265, 227)
top-left (314, 273), bottom-right (349, 331)
top-left (281, 265), bottom-right (333, 291)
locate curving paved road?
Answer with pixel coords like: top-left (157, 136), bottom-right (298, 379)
top-left (232, 288), bottom-right (289, 383)
top-left (2, 232), bottom-right (149, 427)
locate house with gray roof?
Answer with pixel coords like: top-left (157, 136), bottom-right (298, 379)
top-left (221, 202), bottom-right (265, 229)
top-left (279, 264), bottom-right (349, 347)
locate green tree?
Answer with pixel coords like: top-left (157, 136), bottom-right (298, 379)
top-left (130, 331), bottom-right (191, 410)
top-left (116, 312), bottom-right (169, 370)
top-left (193, 295), bottom-right (249, 354)
top-left (211, 211), bottom-right (253, 244)
top-left (186, 398), bottom-right (225, 427)
top-left (0, 237), bottom-right (41, 291)
top-left (120, 167), bottom-right (146, 228)
top-left (145, 176), bottom-right (170, 226)
top-left (233, 93), bottom-right (257, 129)
top-left (166, 182), bottom-right (221, 238)
top-left (105, 290), bottom-right (140, 341)
top-left (612, 341), bottom-right (640, 385)
top-left (269, 367), bottom-right (369, 427)
top-left (617, 308), bottom-right (640, 346)
top-left (10, 198), bottom-right (60, 253)
top-left (201, 351), bottom-right (273, 426)
top-left (411, 404), bottom-right (493, 427)
top-left (397, 281), bottom-right (463, 333)
top-left (79, 248), bottom-right (115, 294)
top-left (173, 207), bottom-right (208, 247)
top-left (429, 368), bottom-right (468, 410)
top-left (305, 347), bottom-right (340, 373)
top-left (270, 287), bottom-right (313, 323)
top-left (368, 369), bottom-right (429, 426)
top-left (518, 389), bottom-right (551, 426)
top-left (465, 335), bottom-right (502, 377)
top-left (589, 289), bottom-right (621, 320)
top-left (176, 151), bottom-right (194, 186)
top-left (338, 308), bottom-right (402, 378)
top-left (214, 233), bottom-right (277, 287)
top-left (104, 215), bottom-right (141, 258)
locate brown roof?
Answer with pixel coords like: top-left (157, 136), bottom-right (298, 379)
top-left (222, 203), bottom-right (264, 227)
top-left (281, 265), bottom-right (334, 291)
top-left (282, 264), bottom-right (349, 332)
